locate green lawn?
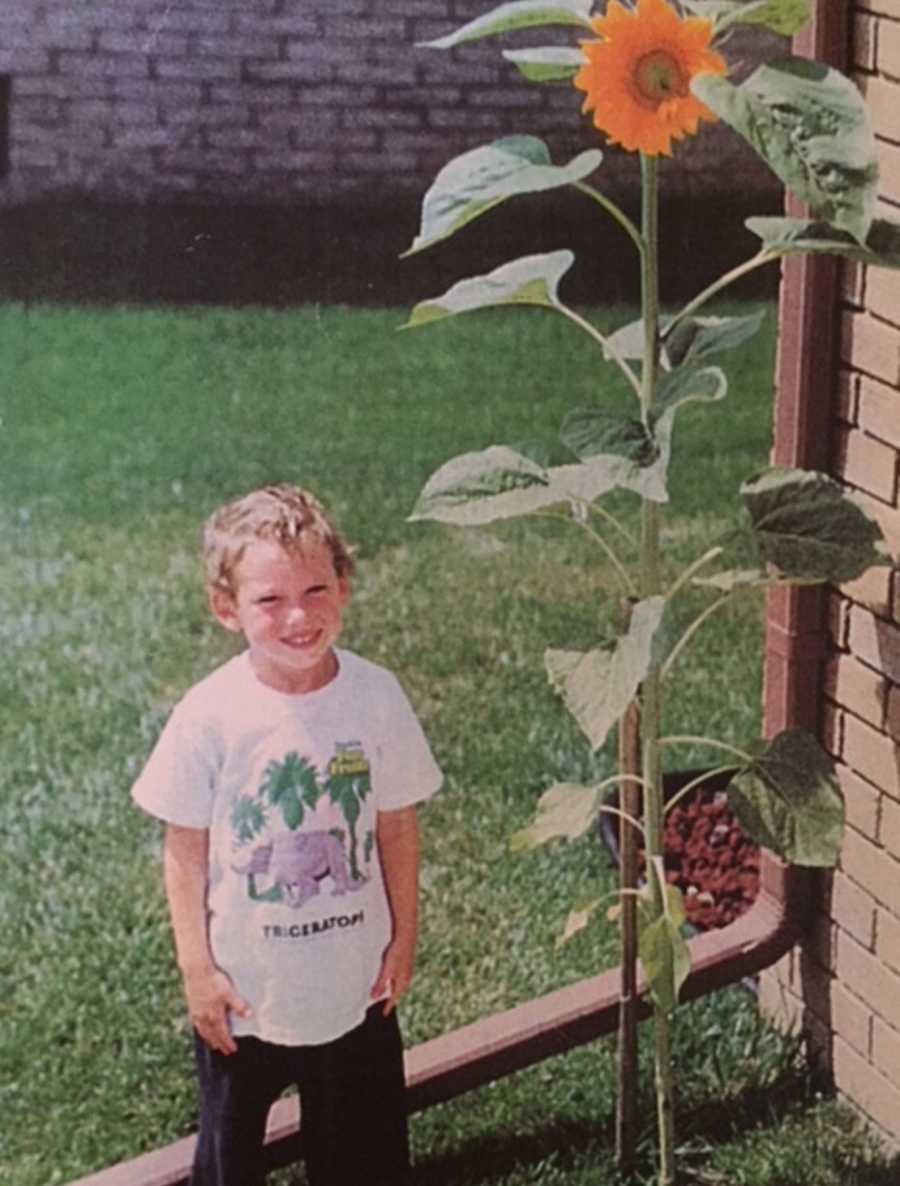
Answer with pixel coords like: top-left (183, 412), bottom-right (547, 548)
top-left (1, 301), bottom-right (895, 1186)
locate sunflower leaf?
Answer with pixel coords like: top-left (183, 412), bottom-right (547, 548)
top-left (727, 729), bottom-right (844, 866)
top-left (637, 882), bottom-right (691, 1014)
top-left (408, 445), bottom-right (632, 527)
top-left (402, 136), bottom-right (603, 256)
top-left (503, 46), bottom-right (585, 83)
top-left (664, 309), bottom-right (767, 368)
top-left (545, 595), bottom-right (667, 751)
top-left (402, 251), bottom-right (574, 328)
top-left (693, 58), bottom-right (879, 245)
top-left (418, 0), bottom-right (595, 49)
top-left (684, 0), bottom-right (810, 36)
top-left (509, 782), bottom-right (600, 852)
top-left (747, 216), bottom-right (900, 269)
top-left (740, 466), bottom-right (885, 582)
top-left (559, 366), bottom-right (727, 505)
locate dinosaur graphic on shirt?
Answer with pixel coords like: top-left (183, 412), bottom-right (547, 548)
top-left (230, 743), bottom-right (373, 906)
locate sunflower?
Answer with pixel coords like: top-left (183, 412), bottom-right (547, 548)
top-left (574, 0), bottom-right (727, 157)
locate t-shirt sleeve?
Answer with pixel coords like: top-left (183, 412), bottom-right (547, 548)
top-left (374, 676), bottom-right (443, 811)
top-left (131, 700), bottom-right (221, 828)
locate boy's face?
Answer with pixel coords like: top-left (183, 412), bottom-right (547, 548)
top-left (209, 537), bottom-right (349, 694)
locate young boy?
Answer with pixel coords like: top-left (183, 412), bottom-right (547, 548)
top-left (132, 484), bottom-right (442, 1186)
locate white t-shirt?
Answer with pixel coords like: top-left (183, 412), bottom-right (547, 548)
top-left (132, 648), bottom-right (442, 1046)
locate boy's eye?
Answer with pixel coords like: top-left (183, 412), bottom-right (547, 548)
top-left (255, 595), bottom-right (281, 605)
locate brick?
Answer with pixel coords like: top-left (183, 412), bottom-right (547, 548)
top-left (849, 606), bottom-right (900, 681)
top-left (858, 0), bottom-right (900, 19)
top-left (878, 138), bottom-right (900, 206)
top-left (100, 31), bottom-right (188, 56)
top-left (860, 75), bottom-right (900, 142)
top-left (853, 12), bottom-right (878, 72)
top-left (878, 15), bottom-right (900, 80)
top-left (840, 567), bottom-right (894, 620)
top-left (872, 1018), bottom-right (900, 1092)
top-left (143, 8), bottom-right (230, 34)
top-left (876, 905), bottom-right (900, 974)
top-left (857, 374), bottom-right (900, 449)
top-left (253, 150), bottom-right (337, 173)
top-left (839, 763), bottom-right (883, 838)
top-left (832, 426), bottom-right (897, 503)
top-left (757, 967), bottom-right (803, 1033)
top-left (59, 50), bottom-right (151, 78)
top-left (842, 713), bottom-right (900, 798)
top-left (117, 79), bottom-right (203, 105)
top-left (156, 57), bottom-right (241, 81)
top-left (841, 311), bottom-right (900, 384)
top-left (835, 368), bottom-right (859, 424)
top-left (162, 104), bottom-right (249, 129)
top-left (841, 259), bottom-right (867, 309)
top-left (828, 593), bottom-right (852, 650)
top-left (833, 1034), bottom-right (900, 1141)
top-left (246, 61), bottom-right (336, 83)
top-left (841, 825), bottom-right (900, 908)
top-left (233, 15), bottom-right (321, 36)
top-left (826, 653), bottom-right (889, 727)
top-left (323, 18), bottom-right (407, 40)
top-left (835, 928), bottom-right (900, 1030)
top-left (207, 128), bottom-right (292, 150)
top-left (833, 868), bottom-right (878, 948)
top-left (890, 686), bottom-right (900, 742)
top-left (850, 489), bottom-right (900, 561)
top-left (113, 128), bottom-right (176, 149)
top-left (881, 794), bottom-right (900, 854)
top-left (0, 49), bottom-right (52, 73)
top-left (832, 980), bottom-right (873, 1058)
top-left (866, 264), bottom-right (900, 329)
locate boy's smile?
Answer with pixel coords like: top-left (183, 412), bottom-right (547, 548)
top-left (210, 538), bottom-right (349, 694)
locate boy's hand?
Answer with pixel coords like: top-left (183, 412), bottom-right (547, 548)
top-left (183, 966), bottom-right (252, 1055)
top-left (371, 939), bottom-right (415, 1016)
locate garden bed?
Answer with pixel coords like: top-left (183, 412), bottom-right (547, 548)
top-left (602, 769), bottom-right (760, 932)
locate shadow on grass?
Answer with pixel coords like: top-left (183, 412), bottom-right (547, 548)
top-left (412, 1061), bottom-right (900, 1186)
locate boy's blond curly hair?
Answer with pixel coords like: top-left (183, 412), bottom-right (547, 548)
top-left (203, 484), bottom-right (354, 596)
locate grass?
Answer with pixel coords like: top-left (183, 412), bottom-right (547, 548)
top-left (1, 300), bottom-right (896, 1186)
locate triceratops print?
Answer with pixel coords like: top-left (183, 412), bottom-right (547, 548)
top-left (229, 744), bottom-right (373, 906)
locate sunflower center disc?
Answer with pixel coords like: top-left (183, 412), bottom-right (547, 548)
top-left (633, 49), bottom-right (688, 106)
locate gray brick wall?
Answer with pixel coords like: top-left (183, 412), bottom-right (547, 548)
top-left (0, 0), bottom-right (781, 207)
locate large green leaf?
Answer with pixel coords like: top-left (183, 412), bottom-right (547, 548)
top-left (664, 309), bottom-right (767, 368)
top-left (606, 310), bottom-right (764, 368)
top-left (684, 0), bottom-right (810, 36)
top-left (741, 467), bottom-right (885, 582)
top-left (403, 136), bottom-right (602, 256)
top-left (561, 409), bottom-right (657, 467)
top-left (408, 445), bottom-right (631, 526)
top-left (502, 46), bottom-right (584, 82)
top-left (727, 729), bottom-right (844, 866)
top-left (419, 0), bottom-right (595, 49)
top-left (693, 58), bottom-right (879, 244)
top-left (545, 596), bottom-right (666, 750)
top-left (747, 215), bottom-right (900, 269)
top-left (403, 251), bottom-right (573, 329)
top-left (509, 782), bottom-right (599, 852)
top-left (638, 880), bottom-right (691, 1014)
top-left (560, 366), bottom-right (727, 504)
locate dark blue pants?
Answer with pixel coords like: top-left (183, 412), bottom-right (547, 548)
top-left (190, 1004), bottom-right (410, 1186)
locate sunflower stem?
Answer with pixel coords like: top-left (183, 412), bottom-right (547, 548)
top-left (637, 150), bottom-right (676, 1186)
top-left (663, 248), bottom-right (782, 340)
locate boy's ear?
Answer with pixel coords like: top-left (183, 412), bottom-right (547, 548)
top-left (208, 586), bottom-right (242, 633)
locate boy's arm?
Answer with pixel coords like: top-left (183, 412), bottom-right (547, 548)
top-left (371, 805), bottom-right (420, 1015)
top-left (163, 823), bottom-right (251, 1055)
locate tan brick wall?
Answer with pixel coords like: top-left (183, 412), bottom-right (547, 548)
top-left (760, 0), bottom-right (900, 1148)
